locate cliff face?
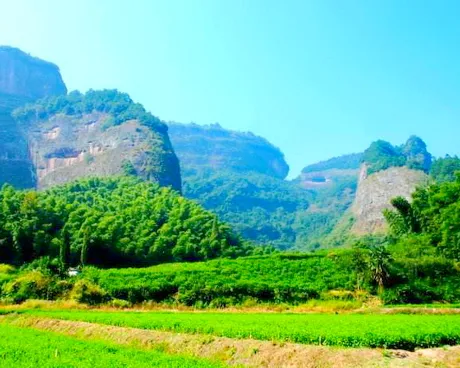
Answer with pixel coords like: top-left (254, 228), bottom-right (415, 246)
top-left (0, 47), bottom-right (181, 191)
top-left (168, 123), bottom-right (289, 179)
top-left (0, 46), bottom-right (67, 100)
top-left (14, 91), bottom-right (181, 191)
top-left (350, 165), bottom-right (429, 234)
top-left (0, 46), bottom-right (67, 188)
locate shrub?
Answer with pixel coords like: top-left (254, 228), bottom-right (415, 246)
top-left (0, 264), bottom-right (16, 274)
top-left (2, 271), bottom-right (55, 303)
top-left (70, 279), bottom-right (109, 305)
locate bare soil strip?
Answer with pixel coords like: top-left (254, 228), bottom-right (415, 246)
top-left (2, 315), bottom-right (460, 368)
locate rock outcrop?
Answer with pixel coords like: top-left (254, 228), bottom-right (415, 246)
top-left (168, 123), bottom-right (289, 179)
top-left (0, 46), bottom-right (67, 188)
top-left (0, 47), bottom-right (181, 191)
top-left (0, 46), bottom-right (67, 101)
top-left (350, 165), bottom-right (429, 234)
top-left (14, 91), bottom-right (182, 191)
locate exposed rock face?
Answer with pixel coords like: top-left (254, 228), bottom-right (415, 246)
top-left (0, 46), bottom-right (67, 100)
top-left (0, 47), bottom-right (181, 191)
top-left (15, 91), bottom-right (182, 191)
top-left (25, 113), bottom-right (180, 190)
top-left (351, 165), bottom-right (429, 234)
top-left (168, 123), bottom-right (289, 179)
top-left (0, 46), bottom-right (67, 188)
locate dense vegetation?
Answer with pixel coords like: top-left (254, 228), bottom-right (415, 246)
top-left (384, 174), bottom-right (460, 262)
top-left (169, 122), bottom-right (290, 179)
top-left (301, 153), bottom-right (362, 173)
top-left (363, 136), bottom-right (432, 174)
top-left (170, 123), bottom-right (362, 250)
top-left (430, 155), bottom-right (460, 182)
top-left (13, 89), bottom-right (166, 132)
top-left (183, 170), bottom-right (312, 250)
top-left (0, 324), bottom-right (221, 368)
top-left (0, 177), bottom-right (249, 269)
top-left (23, 310), bottom-right (460, 350)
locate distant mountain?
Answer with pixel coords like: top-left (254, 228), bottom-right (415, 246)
top-left (325, 136), bottom-right (432, 240)
top-left (170, 125), bottom-right (435, 250)
top-left (0, 46), bottom-right (67, 188)
top-left (169, 122), bottom-right (304, 249)
top-left (0, 46), bottom-right (181, 191)
top-left (0, 46), bottom-right (67, 102)
top-left (169, 122), bottom-right (289, 179)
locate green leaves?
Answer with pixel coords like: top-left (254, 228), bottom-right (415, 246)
top-left (0, 177), bottom-right (249, 268)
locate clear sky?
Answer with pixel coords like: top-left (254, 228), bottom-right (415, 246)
top-left (0, 0), bottom-right (459, 177)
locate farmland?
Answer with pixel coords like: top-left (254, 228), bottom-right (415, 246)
top-left (0, 324), bottom-right (223, 368)
top-left (14, 309), bottom-right (460, 350)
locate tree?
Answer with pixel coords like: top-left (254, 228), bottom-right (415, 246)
top-left (60, 226), bottom-right (71, 271)
top-left (368, 245), bottom-right (392, 294)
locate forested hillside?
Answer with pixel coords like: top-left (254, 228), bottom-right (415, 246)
top-left (169, 123), bottom-right (311, 249)
top-left (0, 177), bottom-right (250, 268)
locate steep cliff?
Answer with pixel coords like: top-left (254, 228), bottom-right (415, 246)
top-left (350, 165), bottom-right (429, 234)
top-left (0, 46), bottom-right (67, 100)
top-left (0, 46), bottom-right (67, 188)
top-left (13, 90), bottom-right (181, 191)
top-left (169, 123), bottom-right (289, 179)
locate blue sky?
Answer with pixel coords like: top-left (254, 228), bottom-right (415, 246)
top-left (0, 0), bottom-right (459, 177)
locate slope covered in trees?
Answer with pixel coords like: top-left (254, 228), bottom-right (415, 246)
top-left (384, 175), bottom-right (460, 261)
top-left (169, 123), bottom-right (363, 250)
top-left (0, 177), bottom-right (250, 268)
top-left (363, 136), bottom-right (432, 175)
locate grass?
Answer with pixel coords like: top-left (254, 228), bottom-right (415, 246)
top-left (21, 309), bottom-right (460, 350)
top-left (0, 323), bottom-right (224, 368)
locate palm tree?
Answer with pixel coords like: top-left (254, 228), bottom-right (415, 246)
top-left (368, 245), bottom-right (392, 295)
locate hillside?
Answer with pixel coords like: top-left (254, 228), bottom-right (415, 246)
top-left (14, 90), bottom-right (181, 190)
top-left (0, 177), bottom-right (249, 268)
top-left (0, 47), bottom-right (181, 191)
top-left (169, 123), bottom-right (312, 249)
top-left (0, 46), bottom-right (67, 189)
top-left (169, 123), bottom-right (362, 250)
top-left (351, 165), bottom-right (429, 234)
top-left (349, 136), bottom-right (431, 235)
top-left (168, 122), bottom-right (289, 178)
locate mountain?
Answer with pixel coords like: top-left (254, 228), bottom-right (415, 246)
top-left (0, 46), bottom-right (67, 189)
top-left (0, 47), bottom-right (181, 191)
top-left (0, 46), bottom-right (67, 102)
top-left (170, 124), bottom-right (434, 250)
top-left (169, 123), bottom-right (310, 249)
top-left (13, 90), bottom-right (181, 190)
top-left (339, 136), bottom-right (431, 236)
top-left (168, 123), bottom-right (289, 178)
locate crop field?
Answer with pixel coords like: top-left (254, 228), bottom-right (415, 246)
top-left (21, 309), bottom-right (460, 350)
top-left (0, 323), bottom-right (223, 368)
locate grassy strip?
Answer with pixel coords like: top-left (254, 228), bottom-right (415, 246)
top-left (21, 309), bottom-right (460, 350)
top-left (0, 323), bottom-right (224, 368)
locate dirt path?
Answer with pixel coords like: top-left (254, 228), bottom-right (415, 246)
top-left (2, 315), bottom-right (459, 368)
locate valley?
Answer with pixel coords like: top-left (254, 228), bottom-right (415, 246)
top-left (0, 45), bottom-right (458, 367)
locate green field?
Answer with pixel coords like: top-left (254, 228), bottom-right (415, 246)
top-left (22, 310), bottom-right (460, 350)
top-left (0, 324), bottom-right (223, 368)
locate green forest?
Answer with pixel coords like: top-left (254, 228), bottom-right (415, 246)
top-left (0, 177), bottom-right (250, 269)
top-left (0, 173), bottom-right (459, 306)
